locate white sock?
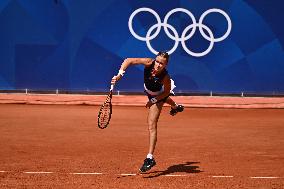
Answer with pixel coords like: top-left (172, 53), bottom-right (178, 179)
top-left (146, 153), bottom-right (153, 159)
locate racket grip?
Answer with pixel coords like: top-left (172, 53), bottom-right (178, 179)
top-left (110, 84), bottom-right (114, 91)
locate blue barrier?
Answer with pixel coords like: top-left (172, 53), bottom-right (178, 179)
top-left (0, 0), bottom-right (283, 95)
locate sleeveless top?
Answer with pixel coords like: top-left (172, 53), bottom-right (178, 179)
top-left (144, 60), bottom-right (168, 92)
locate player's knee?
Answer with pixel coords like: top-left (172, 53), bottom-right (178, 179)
top-left (148, 126), bottom-right (157, 134)
top-left (148, 118), bottom-right (156, 126)
top-left (148, 121), bottom-right (157, 132)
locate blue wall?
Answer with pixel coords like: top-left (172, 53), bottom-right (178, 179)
top-left (0, 0), bottom-right (284, 94)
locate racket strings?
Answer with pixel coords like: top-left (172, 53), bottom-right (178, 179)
top-left (98, 92), bottom-right (112, 129)
top-left (99, 103), bottom-right (111, 124)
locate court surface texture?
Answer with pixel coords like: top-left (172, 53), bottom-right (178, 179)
top-left (0, 104), bottom-right (283, 188)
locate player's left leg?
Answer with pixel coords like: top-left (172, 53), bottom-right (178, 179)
top-left (139, 101), bottom-right (163, 172)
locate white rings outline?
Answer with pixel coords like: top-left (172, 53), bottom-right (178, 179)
top-left (163, 8), bottom-right (197, 42)
top-left (181, 23), bottom-right (215, 57)
top-left (146, 23), bottom-right (179, 55)
top-left (199, 8), bottom-right (232, 42)
top-left (128, 7), bottom-right (232, 57)
top-left (128, 7), bottom-right (162, 41)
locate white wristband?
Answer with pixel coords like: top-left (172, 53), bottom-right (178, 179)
top-left (118, 70), bottom-right (125, 76)
top-left (150, 98), bottom-right (158, 103)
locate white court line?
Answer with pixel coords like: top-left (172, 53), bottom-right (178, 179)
top-left (250, 177), bottom-right (280, 179)
top-left (164, 174), bottom-right (188, 177)
top-left (212, 176), bottom-right (234, 178)
top-left (71, 172), bottom-right (103, 175)
top-left (3, 170), bottom-right (282, 179)
top-left (23, 171), bottom-right (53, 174)
top-left (120, 173), bottom-right (136, 176)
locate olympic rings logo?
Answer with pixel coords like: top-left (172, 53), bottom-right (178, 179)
top-left (128, 8), bottom-right (232, 57)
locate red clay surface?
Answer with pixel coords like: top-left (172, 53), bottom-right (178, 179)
top-left (0, 104), bottom-right (284, 188)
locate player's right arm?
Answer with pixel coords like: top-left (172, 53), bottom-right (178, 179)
top-left (111, 58), bottom-right (152, 85)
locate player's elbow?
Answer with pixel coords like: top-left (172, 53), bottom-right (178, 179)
top-left (121, 58), bottom-right (131, 69)
top-left (124, 58), bottom-right (132, 64)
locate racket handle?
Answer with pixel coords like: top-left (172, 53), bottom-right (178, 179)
top-left (110, 84), bottom-right (114, 91)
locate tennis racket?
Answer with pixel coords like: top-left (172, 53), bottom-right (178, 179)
top-left (98, 84), bottom-right (114, 129)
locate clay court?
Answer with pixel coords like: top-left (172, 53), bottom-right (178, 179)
top-left (0, 99), bottom-right (283, 188)
top-left (1, 1), bottom-right (284, 188)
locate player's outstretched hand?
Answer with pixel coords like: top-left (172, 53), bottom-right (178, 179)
top-left (111, 75), bottom-right (122, 85)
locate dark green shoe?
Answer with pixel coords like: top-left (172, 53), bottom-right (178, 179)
top-left (139, 158), bottom-right (156, 173)
top-left (170, 105), bottom-right (184, 116)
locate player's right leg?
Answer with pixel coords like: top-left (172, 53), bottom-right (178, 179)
top-left (165, 97), bottom-right (184, 116)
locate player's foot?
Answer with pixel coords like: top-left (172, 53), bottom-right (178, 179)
top-left (139, 158), bottom-right (156, 173)
top-left (170, 104), bottom-right (184, 116)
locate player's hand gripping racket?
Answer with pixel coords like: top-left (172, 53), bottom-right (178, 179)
top-left (98, 84), bottom-right (114, 129)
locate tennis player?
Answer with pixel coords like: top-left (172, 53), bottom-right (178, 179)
top-left (111, 52), bottom-right (184, 172)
